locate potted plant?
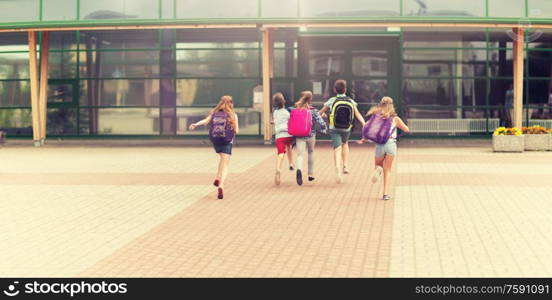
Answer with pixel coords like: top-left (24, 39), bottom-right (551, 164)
top-left (492, 127), bottom-right (524, 152)
top-left (522, 126), bottom-right (549, 151)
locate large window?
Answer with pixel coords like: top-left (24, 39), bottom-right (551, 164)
top-left (175, 0), bottom-right (258, 18)
top-left (299, 0), bottom-right (400, 17)
top-left (403, 0), bottom-right (485, 17)
top-left (80, 0), bottom-right (159, 20)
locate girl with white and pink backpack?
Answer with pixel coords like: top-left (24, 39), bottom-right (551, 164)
top-left (288, 91), bottom-right (327, 186)
top-left (358, 97), bottom-right (409, 200)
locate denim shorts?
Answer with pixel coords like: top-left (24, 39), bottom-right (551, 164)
top-left (375, 139), bottom-right (397, 157)
top-left (329, 129), bottom-right (351, 149)
top-left (213, 142), bottom-right (233, 155)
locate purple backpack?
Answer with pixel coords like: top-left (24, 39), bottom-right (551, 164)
top-left (209, 111), bottom-right (235, 144)
top-left (362, 113), bottom-right (393, 144)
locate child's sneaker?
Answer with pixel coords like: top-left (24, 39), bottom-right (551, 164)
top-left (343, 166), bottom-right (350, 174)
top-left (382, 194), bottom-right (391, 201)
top-left (296, 169), bottom-right (303, 186)
top-left (371, 166), bottom-right (383, 183)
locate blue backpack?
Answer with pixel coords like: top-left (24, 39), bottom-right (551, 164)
top-left (209, 111), bottom-right (235, 144)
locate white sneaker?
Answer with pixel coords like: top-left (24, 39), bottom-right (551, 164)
top-left (371, 166), bottom-right (383, 183)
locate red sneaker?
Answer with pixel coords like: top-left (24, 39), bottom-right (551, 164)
top-left (217, 187), bottom-right (224, 199)
top-left (213, 179), bottom-right (220, 187)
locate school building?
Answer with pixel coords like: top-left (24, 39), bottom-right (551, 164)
top-left (1, 0), bottom-right (552, 145)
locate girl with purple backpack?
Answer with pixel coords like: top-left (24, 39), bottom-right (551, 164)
top-left (358, 97), bottom-right (409, 200)
top-left (189, 95), bottom-right (239, 199)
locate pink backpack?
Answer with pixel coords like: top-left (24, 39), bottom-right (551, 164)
top-left (288, 108), bottom-right (312, 137)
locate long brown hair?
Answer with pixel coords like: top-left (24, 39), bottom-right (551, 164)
top-left (367, 97), bottom-right (397, 119)
top-left (295, 91), bottom-right (312, 109)
top-left (210, 95), bottom-right (237, 130)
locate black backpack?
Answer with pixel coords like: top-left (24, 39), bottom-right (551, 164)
top-left (330, 96), bottom-right (355, 129)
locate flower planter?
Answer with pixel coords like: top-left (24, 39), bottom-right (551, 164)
top-left (524, 134), bottom-right (549, 151)
top-left (492, 134), bottom-right (524, 152)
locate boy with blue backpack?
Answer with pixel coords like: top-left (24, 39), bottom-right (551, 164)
top-left (318, 79), bottom-right (366, 183)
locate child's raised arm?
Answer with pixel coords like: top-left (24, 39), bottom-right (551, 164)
top-left (189, 114), bottom-right (212, 130)
top-left (394, 117), bottom-right (410, 133)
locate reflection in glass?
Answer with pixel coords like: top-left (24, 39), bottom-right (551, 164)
top-left (274, 48), bottom-right (297, 78)
top-left (0, 33), bottom-right (28, 52)
top-left (403, 78), bottom-right (487, 118)
top-left (528, 30), bottom-right (552, 49)
top-left (352, 80), bottom-right (387, 104)
top-left (261, 0), bottom-right (298, 17)
top-left (300, 0), bottom-right (400, 17)
top-left (79, 108), bottom-right (160, 135)
top-left (308, 50), bottom-right (344, 76)
top-left (309, 79), bottom-right (338, 104)
top-left (162, 0), bottom-right (174, 19)
top-left (271, 81), bottom-right (295, 107)
top-left (43, 0), bottom-right (77, 21)
top-left (49, 32), bottom-right (78, 50)
top-left (176, 0), bottom-right (258, 18)
top-left (0, 53), bottom-right (29, 79)
top-left (81, 51), bottom-right (159, 78)
top-left (176, 49), bottom-right (259, 77)
top-left (352, 51), bottom-right (388, 77)
top-left (488, 49), bottom-right (513, 77)
top-left (526, 80), bottom-right (552, 120)
top-left (0, 108), bottom-right (32, 135)
top-left (0, 81), bottom-right (30, 106)
top-left (80, 0), bottom-right (158, 20)
top-left (528, 50), bottom-right (552, 78)
top-left (176, 79), bottom-right (258, 107)
top-left (403, 30), bottom-right (486, 48)
top-left (528, 0), bottom-right (552, 18)
top-left (0, 0), bottom-right (39, 22)
top-left (49, 52), bottom-right (77, 79)
top-left (80, 79), bottom-right (160, 106)
top-left (80, 30), bottom-right (159, 49)
top-left (488, 0), bottom-right (525, 18)
top-left (47, 108), bottom-right (77, 135)
top-left (48, 83), bottom-right (73, 104)
top-left (403, 49), bottom-right (487, 77)
top-left (403, 0), bottom-right (484, 17)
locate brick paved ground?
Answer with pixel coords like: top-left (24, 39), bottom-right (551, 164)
top-left (1, 139), bottom-right (551, 277)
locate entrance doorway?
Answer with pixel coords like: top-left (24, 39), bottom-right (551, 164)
top-left (47, 79), bottom-right (78, 136)
top-left (298, 35), bottom-right (401, 118)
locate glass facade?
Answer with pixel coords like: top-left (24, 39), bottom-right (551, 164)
top-left (0, 1), bottom-right (550, 137)
top-left (0, 0), bottom-right (546, 23)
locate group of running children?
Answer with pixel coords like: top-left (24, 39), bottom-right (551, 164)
top-left (189, 79), bottom-right (410, 200)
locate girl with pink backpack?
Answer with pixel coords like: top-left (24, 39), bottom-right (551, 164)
top-left (289, 91), bottom-right (327, 185)
top-left (189, 95), bottom-right (239, 199)
top-left (358, 97), bottom-right (409, 200)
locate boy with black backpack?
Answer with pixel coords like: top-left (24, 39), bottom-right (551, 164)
top-left (319, 79), bottom-right (366, 183)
